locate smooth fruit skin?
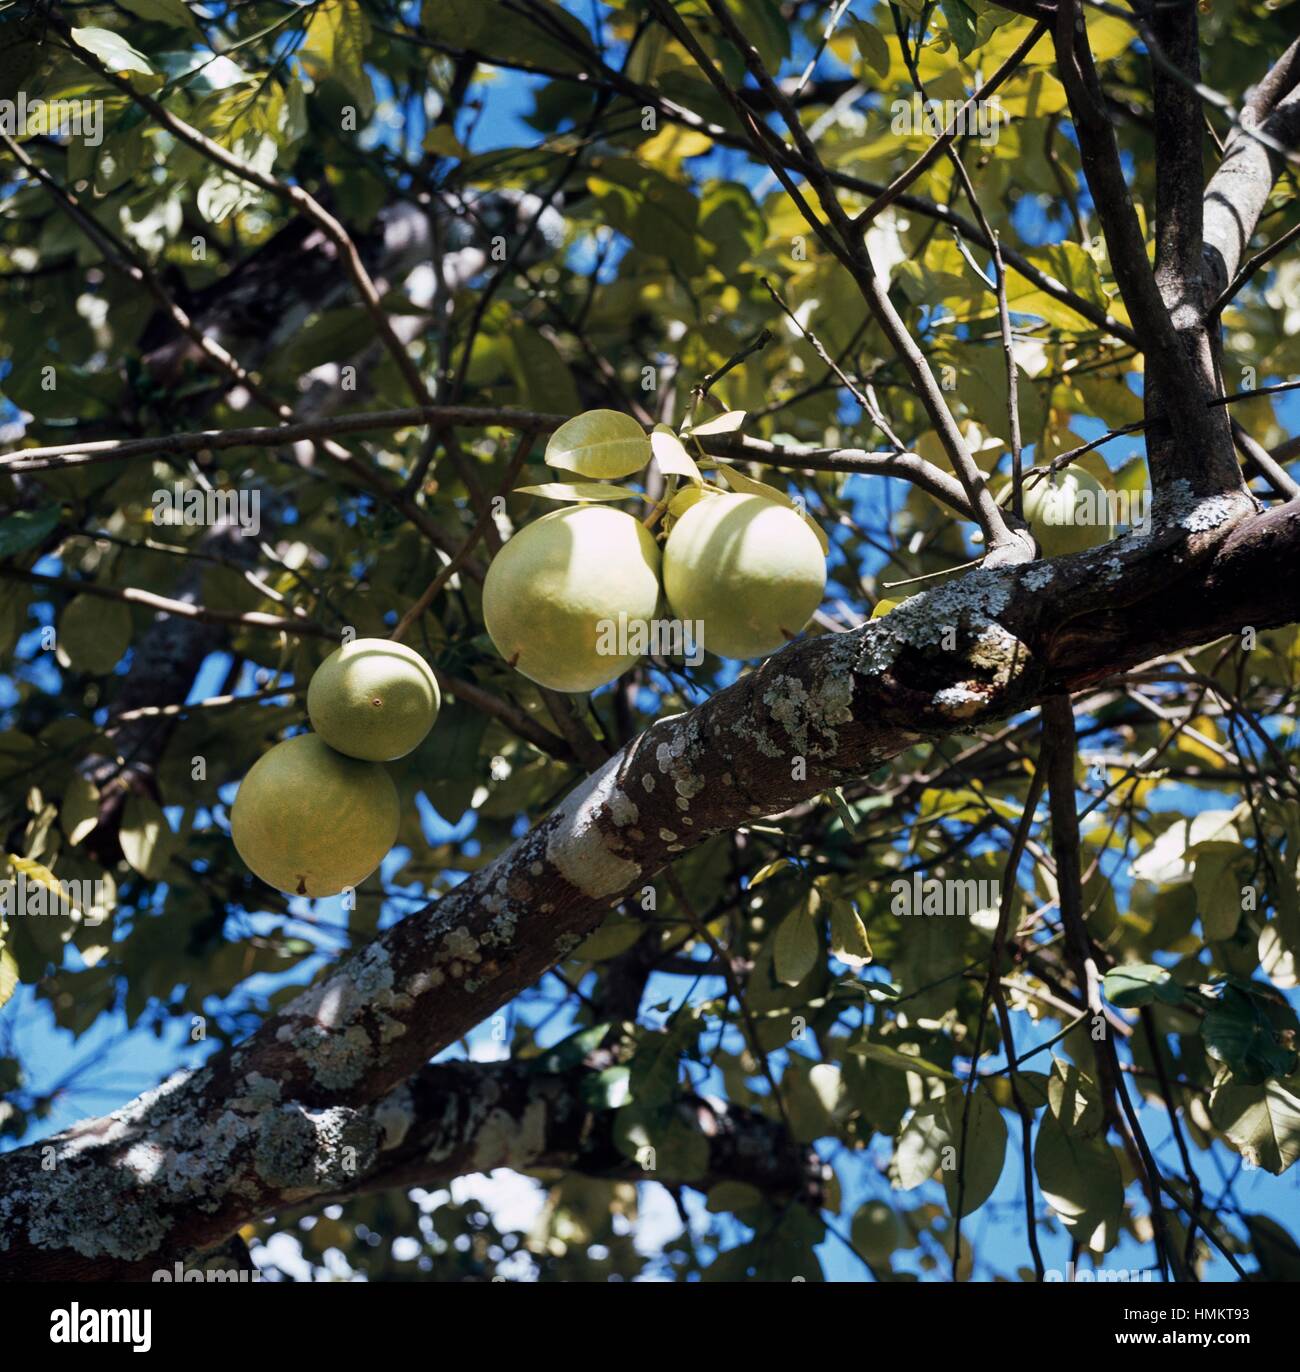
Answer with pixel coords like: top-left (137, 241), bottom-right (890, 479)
top-left (308, 637), bottom-right (440, 761)
top-left (1019, 470), bottom-right (1115, 557)
top-left (662, 492), bottom-right (826, 660)
top-left (483, 505), bottom-right (662, 692)
top-left (231, 734), bottom-right (399, 897)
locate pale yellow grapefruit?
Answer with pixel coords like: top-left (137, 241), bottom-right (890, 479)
top-left (231, 734), bottom-right (399, 897)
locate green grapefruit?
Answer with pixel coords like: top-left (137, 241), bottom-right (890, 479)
top-left (662, 492), bottom-right (826, 659)
top-left (1016, 469), bottom-right (1115, 557)
top-left (483, 504), bottom-right (661, 692)
top-left (307, 637), bottom-right (440, 761)
top-left (231, 734), bottom-right (399, 897)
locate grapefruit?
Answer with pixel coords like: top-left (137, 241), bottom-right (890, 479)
top-left (231, 734), bottom-right (399, 897)
top-left (308, 637), bottom-right (440, 761)
top-left (1016, 470), bottom-right (1115, 557)
top-left (662, 492), bottom-right (826, 659)
top-left (483, 504), bottom-right (662, 692)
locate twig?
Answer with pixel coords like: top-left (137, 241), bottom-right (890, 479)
top-left (3, 568), bottom-right (329, 637)
top-left (390, 430), bottom-right (535, 643)
top-left (1040, 694), bottom-right (1178, 1283)
top-left (663, 866), bottom-right (793, 1139)
top-left (854, 22), bottom-right (1049, 231)
top-left (1211, 219), bottom-right (1300, 314)
top-left (953, 766), bottom-right (1046, 1279)
top-left (691, 328), bottom-right (774, 404)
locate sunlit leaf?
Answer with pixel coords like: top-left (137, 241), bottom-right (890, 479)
top-left (544, 410), bottom-right (651, 479)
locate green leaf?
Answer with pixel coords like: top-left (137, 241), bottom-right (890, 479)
top-left (1047, 1058), bottom-right (1105, 1133)
top-left (1210, 1075), bottom-right (1300, 1175)
top-left (748, 857), bottom-right (790, 887)
top-left (1202, 984), bottom-right (1299, 1084)
top-left (7, 854), bottom-right (65, 906)
top-left (1187, 808), bottom-right (1241, 853)
top-left (650, 425), bottom-right (702, 482)
top-left (698, 182), bottom-right (764, 275)
top-left (421, 0), bottom-right (489, 47)
top-left (573, 916), bottom-right (644, 961)
top-left (544, 409), bottom-right (650, 479)
top-left (507, 324), bottom-right (580, 416)
top-left (1245, 1215), bottom-right (1300, 1280)
top-left (703, 1205), bottom-right (824, 1281)
top-left (706, 1181), bottom-right (765, 1216)
top-left (587, 159), bottom-right (703, 271)
top-left (849, 19), bottom-right (891, 78)
top-left (117, 0), bottom-right (200, 31)
top-left (939, 0), bottom-right (981, 57)
top-left (0, 945), bottom-right (16, 1012)
top-left (851, 1199), bottom-right (910, 1262)
top-left (828, 787), bottom-right (859, 833)
top-left (829, 899), bottom-right (872, 969)
top-left (57, 595), bottom-right (132, 676)
top-left (1259, 920), bottom-right (1297, 990)
top-left (70, 26), bottom-right (155, 76)
top-left (846, 1033), bottom-right (957, 1081)
top-left (690, 409), bottom-right (747, 437)
top-left (783, 1060), bottom-right (839, 1141)
top-left (843, 1053), bottom-right (910, 1133)
top-left (119, 794), bottom-right (175, 882)
top-left (893, 1086), bottom-right (1007, 1214)
top-left (301, 0), bottom-right (372, 109)
top-left (773, 889), bottom-right (820, 985)
top-left (1102, 962), bottom-right (1183, 1009)
top-left (61, 776), bottom-right (100, 847)
top-left (941, 1087), bottom-right (1008, 1215)
top-left (0, 507), bottom-right (59, 558)
top-left (1193, 849), bottom-right (1247, 940)
top-left (1015, 242), bottom-right (1116, 329)
top-left (893, 1102), bottom-right (948, 1189)
top-left (1129, 818), bottom-right (1193, 885)
top-left (984, 1070), bottom-right (1051, 1112)
top-left (727, 0), bottom-right (790, 70)
top-left (424, 0), bottom-right (595, 72)
top-left (652, 1109), bottom-right (711, 1181)
top-left (513, 482), bottom-right (641, 502)
top-left (629, 1020), bottom-right (695, 1107)
top-left (579, 1065), bottom-right (630, 1110)
top-left (1034, 1111), bottom-right (1124, 1239)
top-left (423, 125), bottom-right (468, 159)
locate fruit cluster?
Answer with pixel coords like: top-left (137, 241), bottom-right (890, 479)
top-left (482, 410), bottom-right (829, 693)
top-left (231, 639), bottom-right (440, 897)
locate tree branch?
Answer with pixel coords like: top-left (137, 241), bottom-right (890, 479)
top-left (0, 1057), bottom-right (823, 1279)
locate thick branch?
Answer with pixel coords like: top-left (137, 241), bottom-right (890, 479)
top-left (1150, 0), bottom-right (1204, 296)
top-left (1203, 86), bottom-right (1300, 296)
top-left (0, 1058), bottom-right (823, 1280)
